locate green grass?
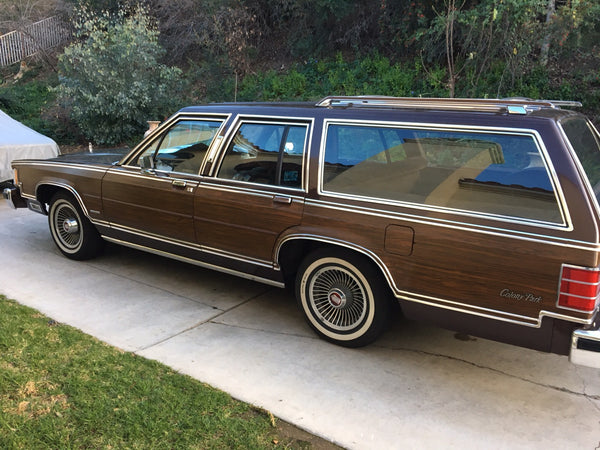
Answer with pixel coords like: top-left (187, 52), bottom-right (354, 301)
top-left (0, 295), bottom-right (308, 449)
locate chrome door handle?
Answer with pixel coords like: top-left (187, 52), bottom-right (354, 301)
top-left (273, 195), bottom-right (292, 204)
top-left (172, 179), bottom-right (187, 188)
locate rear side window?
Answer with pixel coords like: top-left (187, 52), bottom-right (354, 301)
top-left (217, 122), bottom-right (307, 188)
top-left (561, 117), bottom-right (600, 201)
top-left (322, 123), bottom-right (563, 224)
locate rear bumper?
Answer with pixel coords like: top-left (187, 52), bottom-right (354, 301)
top-left (3, 186), bottom-right (26, 209)
top-left (570, 326), bottom-right (600, 368)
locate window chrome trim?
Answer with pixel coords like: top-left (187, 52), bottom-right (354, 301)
top-left (209, 114), bottom-right (314, 193)
top-left (105, 166), bottom-right (201, 186)
top-left (202, 135), bottom-right (224, 175)
top-left (317, 119), bottom-right (572, 231)
top-left (557, 118), bottom-right (600, 240)
top-left (199, 180), bottom-right (307, 200)
top-left (119, 112), bottom-right (231, 172)
top-left (276, 234), bottom-right (594, 328)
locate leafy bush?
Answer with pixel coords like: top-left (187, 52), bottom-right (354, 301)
top-left (57, 5), bottom-right (183, 145)
top-left (234, 53), bottom-right (448, 101)
top-left (0, 78), bottom-right (58, 134)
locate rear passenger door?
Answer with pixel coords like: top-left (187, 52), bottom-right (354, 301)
top-left (194, 118), bottom-right (310, 264)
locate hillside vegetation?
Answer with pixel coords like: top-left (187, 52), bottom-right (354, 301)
top-left (0, 0), bottom-right (598, 145)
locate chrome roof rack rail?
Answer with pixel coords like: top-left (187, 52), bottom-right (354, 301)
top-left (315, 96), bottom-right (582, 114)
top-left (545, 100), bottom-right (583, 108)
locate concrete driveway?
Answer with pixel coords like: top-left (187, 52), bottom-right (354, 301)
top-left (1, 200), bottom-right (599, 449)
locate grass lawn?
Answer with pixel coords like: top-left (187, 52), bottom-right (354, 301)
top-left (0, 295), bottom-right (337, 449)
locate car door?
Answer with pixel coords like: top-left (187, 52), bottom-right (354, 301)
top-left (102, 117), bottom-right (226, 243)
top-left (194, 118), bottom-right (310, 264)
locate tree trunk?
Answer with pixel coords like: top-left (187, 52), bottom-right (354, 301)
top-left (540, 0), bottom-right (556, 66)
top-left (446, 0), bottom-right (456, 98)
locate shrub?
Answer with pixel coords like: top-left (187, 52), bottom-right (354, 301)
top-left (57, 5), bottom-right (182, 145)
top-left (235, 53), bottom-right (448, 101)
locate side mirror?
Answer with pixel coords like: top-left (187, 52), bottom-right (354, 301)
top-left (140, 155), bottom-right (155, 172)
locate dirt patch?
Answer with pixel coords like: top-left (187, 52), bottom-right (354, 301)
top-left (275, 419), bottom-right (344, 449)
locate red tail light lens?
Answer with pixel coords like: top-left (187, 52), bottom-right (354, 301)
top-left (558, 265), bottom-right (600, 312)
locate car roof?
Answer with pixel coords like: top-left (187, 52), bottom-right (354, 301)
top-left (177, 96), bottom-right (583, 122)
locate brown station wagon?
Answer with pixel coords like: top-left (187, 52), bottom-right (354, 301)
top-left (4, 96), bottom-right (600, 368)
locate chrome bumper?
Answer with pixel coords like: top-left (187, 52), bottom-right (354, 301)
top-left (570, 326), bottom-right (600, 368)
top-left (3, 186), bottom-right (26, 209)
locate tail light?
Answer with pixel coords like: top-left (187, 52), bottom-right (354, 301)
top-left (558, 264), bottom-right (600, 312)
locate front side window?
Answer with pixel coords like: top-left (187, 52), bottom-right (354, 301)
top-left (217, 122), bottom-right (307, 188)
top-left (323, 123), bottom-right (563, 224)
top-left (135, 119), bottom-right (223, 174)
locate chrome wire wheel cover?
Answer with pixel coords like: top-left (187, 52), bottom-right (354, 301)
top-left (308, 265), bottom-right (368, 331)
top-left (53, 202), bottom-right (82, 250)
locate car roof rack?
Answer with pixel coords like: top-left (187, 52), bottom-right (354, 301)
top-left (315, 96), bottom-right (582, 114)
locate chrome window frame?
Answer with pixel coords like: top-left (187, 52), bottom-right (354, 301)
top-left (557, 118), bottom-right (600, 239)
top-left (318, 118), bottom-right (572, 231)
top-left (119, 112), bottom-right (231, 176)
top-left (209, 114), bottom-right (314, 193)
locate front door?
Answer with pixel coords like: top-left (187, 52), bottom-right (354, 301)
top-left (102, 118), bottom-right (225, 243)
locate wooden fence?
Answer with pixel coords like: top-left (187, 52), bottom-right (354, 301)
top-left (0, 16), bottom-right (71, 67)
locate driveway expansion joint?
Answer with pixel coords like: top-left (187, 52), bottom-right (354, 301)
top-left (382, 344), bottom-right (600, 403)
top-left (135, 291), bottom-right (268, 352)
top-left (209, 320), bottom-right (316, 341)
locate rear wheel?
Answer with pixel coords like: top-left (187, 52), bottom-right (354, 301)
top-left (295, 248), bottom-right (392, 347)
top-left (48, 191), bottom-right (103, 260)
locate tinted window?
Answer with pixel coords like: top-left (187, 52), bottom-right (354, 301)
top-left (561, 117), bottom-right (600, 201)
top-left (136, 120), bottom-right (222, 174)
top-left (323, 124), bottom-right (562, 224)
top-left (217, 122), bottom-right (307, 188)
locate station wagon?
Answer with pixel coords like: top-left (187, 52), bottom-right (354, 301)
top-left (4, 96), bottom-right (600, 368)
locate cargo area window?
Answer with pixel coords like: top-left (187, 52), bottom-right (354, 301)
top-left (561, 117), bottom-right (600, 203)
top-left (322, 123), bottom-right (563, 224)
top-left (217, 122), bottom-right (307, 188)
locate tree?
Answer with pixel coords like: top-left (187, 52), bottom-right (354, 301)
top-left (540, 0), bottom-right (555, 66)
top-left (57, 5), bottom-right (182, 145)
top-left (0, 0), bottom-right (60, 34)
top-left (420, 0), bottom-right (547, 98)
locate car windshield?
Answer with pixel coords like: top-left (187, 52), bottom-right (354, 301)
top-left (561, 117), bottom-right (600, 202)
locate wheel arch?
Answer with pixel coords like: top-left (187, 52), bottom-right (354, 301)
top-left (36, 182), bottom-right (89, 217)
top-left (276, 235), bottom-right (398, 297)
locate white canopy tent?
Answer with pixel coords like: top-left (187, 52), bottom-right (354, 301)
top-left (0, 109), bottom-right (60, 181)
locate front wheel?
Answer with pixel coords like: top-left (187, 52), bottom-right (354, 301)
top-left (295, 248), bottom-right (392, 347)
top-left (48, 191), bottom-right (103, 260)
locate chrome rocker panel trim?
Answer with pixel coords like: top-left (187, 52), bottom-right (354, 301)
top-left (102, 236), bottom-right (285, 288)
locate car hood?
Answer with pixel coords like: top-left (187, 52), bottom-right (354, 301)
top-left (50, 148), bottom-right (130, 165)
